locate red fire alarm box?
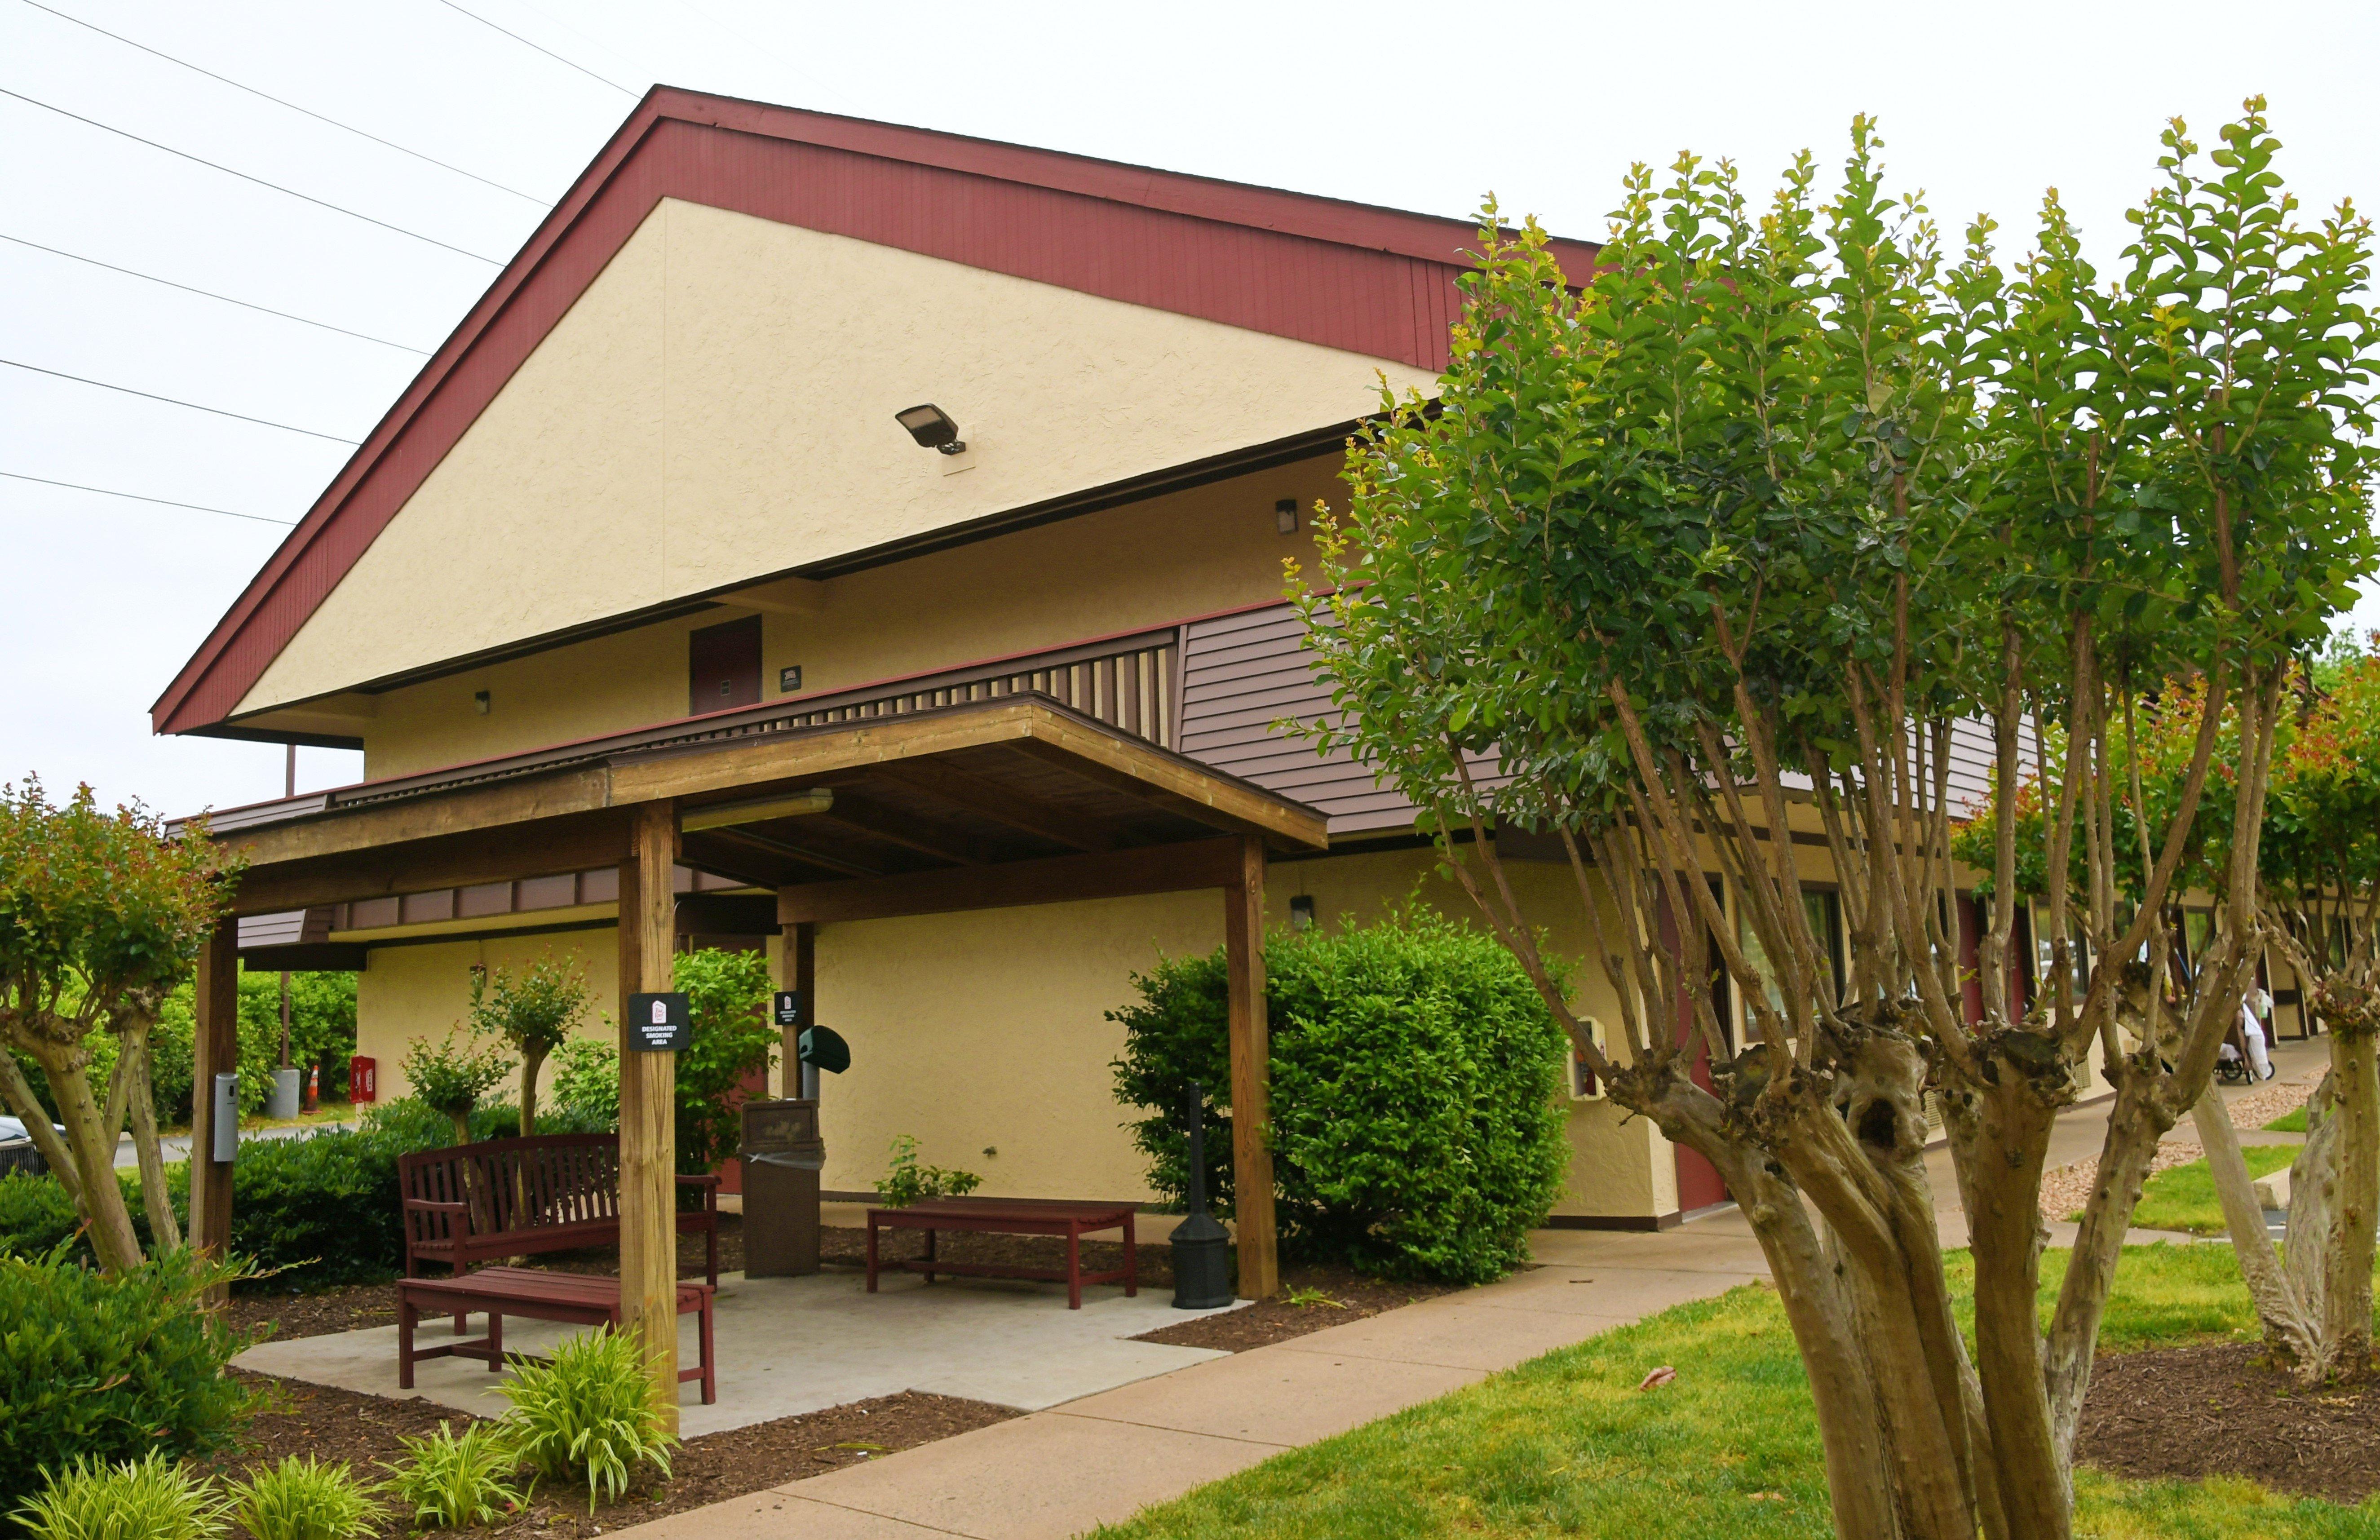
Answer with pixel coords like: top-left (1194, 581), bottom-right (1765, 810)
top-left (349, 1055), bottom-right (377, 1104)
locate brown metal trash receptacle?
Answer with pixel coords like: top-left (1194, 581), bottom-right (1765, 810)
top-left (740, 1098), bottom-right (823, 1277)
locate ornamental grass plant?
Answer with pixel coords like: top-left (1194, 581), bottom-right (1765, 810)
top-left (378, 1423), bottom-right (528, 1531)
top-left (498, 1328), bottom-right (679, 1512)
top-left (222, 1458), bottom-right (383, 1540)
top-left (12, 1453), bottom-right (232, 1540)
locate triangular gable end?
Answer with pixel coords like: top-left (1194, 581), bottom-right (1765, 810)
top-left (154, 87), bottom-right (1600, 738)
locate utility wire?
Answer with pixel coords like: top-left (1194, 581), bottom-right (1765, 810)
top-left (0, 87), bottom-right (504, 265)
top-left (0, 232), bottom-right (432, 354)
top-left (0, 469), bottom-right (295, 526)
top-left (431, 0), bottom-right (639, 98)
top-left (15, 0), bottom-right (552, 205)
top-left (0, 357), bottom-right (361, 443)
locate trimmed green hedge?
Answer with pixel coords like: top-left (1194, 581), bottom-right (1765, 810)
top-left (0, 1098), bottom-right (614, 1288)
top-left (1110, 907), bottom-right (1570, 1284)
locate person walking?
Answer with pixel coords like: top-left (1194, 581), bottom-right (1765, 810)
top-left (2241, 984), bottom-right (2276, 1081)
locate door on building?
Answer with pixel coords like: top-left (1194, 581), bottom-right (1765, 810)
top-left (689, 616), bottom-right (762, 716)
top-left (1665, 881), bottom-right (1733, 1213)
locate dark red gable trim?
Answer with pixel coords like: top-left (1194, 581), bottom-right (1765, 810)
top-left (153, 87), bottom-right (1598, 738)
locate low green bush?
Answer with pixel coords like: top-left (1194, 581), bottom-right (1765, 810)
top-left (500, 1328), bottom-right (678, 1512)
top-left (13, 1452), bottom-right (233, 1540)
top-left (379, 1423), bottom-right (528, 1531)
top-left (0, 1249), bottom-right (255, 1512)
top-left (224, 1457), bottom-right (383, 1540)
top-left (873, 1134), bottom-right (982, 1207)
top-left (1110, 905), bottom-right (1570, 1284)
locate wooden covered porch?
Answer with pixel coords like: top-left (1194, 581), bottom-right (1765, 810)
top-left (194, 695), bottom-right (1327, 1423)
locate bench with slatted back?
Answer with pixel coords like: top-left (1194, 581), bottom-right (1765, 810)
top-left (398, 1134), bottom-right (720, 1292)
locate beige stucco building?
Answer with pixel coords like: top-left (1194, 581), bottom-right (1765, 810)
top-left (167, 90), bottom-right (2267, 1235)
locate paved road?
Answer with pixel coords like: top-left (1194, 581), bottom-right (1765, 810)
top-left (112, 1120), bottom-right (355, 1168)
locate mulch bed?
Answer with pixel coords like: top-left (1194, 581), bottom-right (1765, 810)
top-left (1130, 1262), bottom-right (1457, 1351)
top-left (2077, 1340), bottom-right (2380, 1503)
top-left (200, 1370), bottom-right (1014, 1539)
top-left (212, 1214), bottom-right (1447, 1531)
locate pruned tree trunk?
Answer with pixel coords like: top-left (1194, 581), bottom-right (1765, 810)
top-left (0, 1049), bottom-right (82, 1208)
top-left (2202, 1030), bottom-right (2380, 1384)
top-left (23, 1040), bottom-right (142, 1272)
top-left (122, 1031), bottom-right (181, 1252)
top-left (520, 1045), bottom-right (549, 1140)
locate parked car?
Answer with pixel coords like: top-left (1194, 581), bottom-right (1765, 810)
top-left (0, 1115), bottom-right (55, 1177)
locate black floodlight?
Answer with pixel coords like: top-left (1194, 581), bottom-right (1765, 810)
top-left (894, 403), bottom-right (966, 455)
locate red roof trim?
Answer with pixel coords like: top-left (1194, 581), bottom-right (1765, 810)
top-left (153, 88), bottom-right (1596, 738)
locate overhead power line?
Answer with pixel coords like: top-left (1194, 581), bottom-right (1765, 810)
top-left (16, 0), bottom-right (552, 205)
top-left (0, 357), bottom-right (361, 443)
top-left (432, 0), bottom-right (639, 98)
top-left (0, 469), bottom-right (295, 526)
top-left (0, 86), bottom-right (504, 265)
top-left (0, 232), bottom-right (432, 354)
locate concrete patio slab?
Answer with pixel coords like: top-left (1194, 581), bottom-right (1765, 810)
top-left (1054, 1341), bottom-right (1485, 1446)
top-left (234, 1268), bottom-right (1237, 1437)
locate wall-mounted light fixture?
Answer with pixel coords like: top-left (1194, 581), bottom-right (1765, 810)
top-left (681, 788), bottom-right (835, 832)
top-left (1275, 498), bottom-right (1299, 535)
top-left (473, 690), bottom-right (491, 715)
top-left (894, 403), bottom-right (967, 456)
top-left (1290, 894), bottom-right (1316, 930)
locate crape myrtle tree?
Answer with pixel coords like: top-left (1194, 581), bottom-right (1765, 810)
top-left (467, 953), bottom-right (593, 1139)
top-left (2192, 649), bottom-right (2380, 1381)
top-left (1296, 103), bottom-right (2376, 1538)
top-left (0, 779), bottom-right (238, 1270)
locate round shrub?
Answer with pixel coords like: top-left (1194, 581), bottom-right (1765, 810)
top-left (0, 1249), bottom-right (255, 1511)
top-left (1110, 906), bottom-right (1570, 1284)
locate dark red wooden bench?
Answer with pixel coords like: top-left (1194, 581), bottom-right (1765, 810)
top-left (398, 1266), bottom-right (716, 1404)
top-left (866, 1197), bottom-right (1137, 1309)
top-left (398, 1133), bottom-right (719, 1291)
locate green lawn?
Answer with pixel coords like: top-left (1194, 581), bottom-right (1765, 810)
top-left (2126, 1147), bottom-right (2300, 1236)
top-left (1093, 1246), bottom-right (2380, 1540)
top-left (2267, 1107), bottom-right (2310, 1134)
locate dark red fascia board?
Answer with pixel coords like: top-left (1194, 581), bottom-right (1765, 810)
top-left (152, 86), bottom-right (1598, 739)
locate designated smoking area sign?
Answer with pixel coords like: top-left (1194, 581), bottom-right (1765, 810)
top-left (628, 992), bottom-right (691, 1052)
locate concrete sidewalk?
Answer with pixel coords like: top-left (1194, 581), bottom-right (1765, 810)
top-left (606, 1046), bottom-right (2330, 1540)
top-left (613, 1223), bottom-right (1770, 1540)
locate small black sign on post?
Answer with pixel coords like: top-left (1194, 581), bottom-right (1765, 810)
top-left (628, 992), bottom-right (692, 1052)
top-left (772, 990), bottom-right (804, 1028)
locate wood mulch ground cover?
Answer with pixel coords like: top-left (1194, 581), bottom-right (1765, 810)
top-left (200, 1370), bottom-right (1013, 1539)
top-left (216, 1216), bottom-right (1447, 1532)
top-left (2077, 1340), bottom-right (2380, 1504)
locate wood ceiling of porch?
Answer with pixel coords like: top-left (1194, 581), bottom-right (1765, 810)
top-left (216, 695), bottom-right (1326, 918)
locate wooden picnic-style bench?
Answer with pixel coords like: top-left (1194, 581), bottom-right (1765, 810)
top-left (398, 1266), bottom-right (717, 1403)
top-left (398, 1133), bottom-right (720, 1289)
top-left (866, 1197), bottom-right (1137, 1309)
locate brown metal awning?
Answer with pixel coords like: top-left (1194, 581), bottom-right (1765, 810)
top-left (210, 695), bottom-right (1327, 919)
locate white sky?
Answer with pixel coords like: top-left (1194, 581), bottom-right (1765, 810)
top-left (3, 0), bottom-right (2376, 819)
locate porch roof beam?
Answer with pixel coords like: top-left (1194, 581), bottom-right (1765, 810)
top-left (777, 837), bottom-right (1243, 926)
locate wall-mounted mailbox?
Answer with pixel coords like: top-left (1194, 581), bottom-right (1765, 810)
top-left (210, 1074), bottom-right (239, 1163)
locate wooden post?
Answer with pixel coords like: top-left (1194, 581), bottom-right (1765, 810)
top-left (618, 803), bottom-right (681, 1430)
top-left (1223, 834), bottom-right (1278, 1299)
top-left (189, 920), bottom-right (239, 1295)
top-left (784, 920), bottom-right (815, 1100)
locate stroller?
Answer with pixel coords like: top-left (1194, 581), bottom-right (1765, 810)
top-left (2214, 1011), bottom-right (2260, 1085)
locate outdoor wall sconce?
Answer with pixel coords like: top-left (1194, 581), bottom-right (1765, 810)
top-left (1275, 498), bottom-right (1299, 535)
top-left (473, 690), bottom-right (491, 714)
top-left (1290, 895), bottom-right (1315, 930)
top-left (894, 403), bottom-right (967, 455)
top-left (681, 787), bottom-right (835, 832)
